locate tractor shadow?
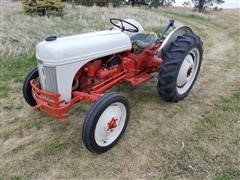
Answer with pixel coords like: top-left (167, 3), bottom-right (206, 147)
top-left (112, 77), bottom-right (165, 107)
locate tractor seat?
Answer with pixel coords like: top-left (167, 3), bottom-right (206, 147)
top-left (130, 32), bottom-right (157, 49)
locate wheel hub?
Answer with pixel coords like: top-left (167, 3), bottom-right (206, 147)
top-left (107, 117), bottom-right (117, 131)
top-left (94, 102), bottom-right (127, 147)
top-left (177, 54), bottom-right (194, 87)
top-left (187, 67), bottom-right (193, 77)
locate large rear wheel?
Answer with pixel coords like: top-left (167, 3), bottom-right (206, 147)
top-left (157, 34), bottom-right (203, 102)
top-left (82, 92), bottom-right (130, 153)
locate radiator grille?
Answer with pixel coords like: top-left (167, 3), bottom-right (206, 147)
top-left (43, 66), bottom-right (58, 93)
top-left (38, 62), bottom-right (58, 94)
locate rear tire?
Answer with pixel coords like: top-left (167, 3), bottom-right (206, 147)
top-left (23, 67), bottom-right (38, 106)
top-left (157, 34), bottom-right (203, 102)
top-left (82, 92), bottom-right (130, 153)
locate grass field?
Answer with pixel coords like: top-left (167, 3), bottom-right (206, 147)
top-left (1, 1), bottom-right (240, 179)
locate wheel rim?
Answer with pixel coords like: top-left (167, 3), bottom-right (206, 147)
top-left (94, 102), bottom-right (127, 147)
top-left (176, 48), bottom-right (200, 95)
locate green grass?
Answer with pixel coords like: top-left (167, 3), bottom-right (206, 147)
top-left (215, 169), bottom-right (240, 180)
top-left (0, 57), bottom-right (36, 82)
top-left (158, 90), bottom-right (240, 179)
top-left (36, 140), bottom-right (73, 157)
top-left (23, 118), bottom-right (44, 130)
top-left (0, 56), bottom-right (36, 98)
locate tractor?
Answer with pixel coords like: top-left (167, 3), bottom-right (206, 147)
top-left (23, 18), bottom-right (203, 153)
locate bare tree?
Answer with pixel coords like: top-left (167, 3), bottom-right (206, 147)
top-left (160, 0), bottom-right (175, 6)
top-left (192, 0), bottom-right (224, 12)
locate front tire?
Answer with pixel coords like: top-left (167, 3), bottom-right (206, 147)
top-left (82, 92), bottom-right (130, 153)
top-left (23, 67), bottom-right (38, 106)
top-left (157, 34), bottom-right (203, 102)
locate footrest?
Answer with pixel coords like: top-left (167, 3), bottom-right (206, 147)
top-left (125, 73), bottom-right (153, 86)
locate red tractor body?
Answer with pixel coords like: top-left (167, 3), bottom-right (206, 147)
top-left (31, 44), bottom-right (162, 119)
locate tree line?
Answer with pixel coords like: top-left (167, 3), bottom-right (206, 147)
top-left (21, 0), bottom-right (225, 16)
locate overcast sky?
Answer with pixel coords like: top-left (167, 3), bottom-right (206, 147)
top-left (174, 0), bottom-right (240, 8)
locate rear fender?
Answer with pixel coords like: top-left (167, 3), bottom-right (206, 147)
top-left (158, 26), bottom-right (194, 58)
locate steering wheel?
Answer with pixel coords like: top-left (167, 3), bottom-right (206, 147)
top-left (110, 18), bottom-right (139, 33)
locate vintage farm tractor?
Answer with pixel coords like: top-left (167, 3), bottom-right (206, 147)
top-left (23, 19), bottom-right (203, 153)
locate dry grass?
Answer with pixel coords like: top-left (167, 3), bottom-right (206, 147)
top-left (1, 1), bottom-right (170, 60)
top-left (1, 1), bottom-right (240, 179)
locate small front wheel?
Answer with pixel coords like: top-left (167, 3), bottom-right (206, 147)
top-left (82, 92), bottom-right (130, 153)
top-left (23, 67), bottom-right (39, 106)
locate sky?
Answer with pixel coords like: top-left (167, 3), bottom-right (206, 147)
top-left (174, 0), bottom-right (240, 9)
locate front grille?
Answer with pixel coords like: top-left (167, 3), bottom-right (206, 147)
top-left (43, 66), bottom-right (58, 93)
top-left (38, 62), bottom-right (58, 94)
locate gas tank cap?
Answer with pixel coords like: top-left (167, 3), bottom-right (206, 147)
top-left (45, 36), bottom-right (57, 41)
